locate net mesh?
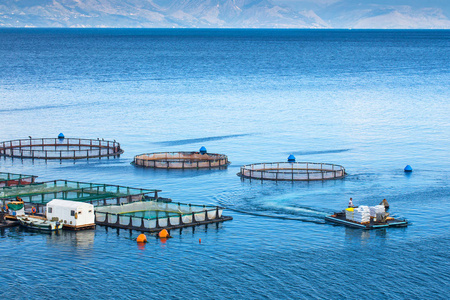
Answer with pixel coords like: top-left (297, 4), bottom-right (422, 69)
top-left (0, 172), bottom-right (36, 187)
top-left (0, 138), bottom-right (123, 159)
top-left (95, 200), bottom-right (224, 229)
top-left (240, 162), bottom-right (346, 181)
top-left (134, 152), bottom-right (229, 169)
top-left (0, 180), bottom-right (159, 205)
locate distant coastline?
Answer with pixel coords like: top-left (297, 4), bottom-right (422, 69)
top-left (1, 0), bottom-right (449, 30)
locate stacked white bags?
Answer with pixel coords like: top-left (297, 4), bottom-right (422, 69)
top-left (345, 209), bottom-right (354, 220)
top-left (353, 206), bottom-right (370, 223)
top-left (369, 205), bottom-right (385, 218)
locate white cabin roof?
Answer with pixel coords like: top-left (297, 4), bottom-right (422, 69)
top-left (47, 199), bottom-right (94, 210)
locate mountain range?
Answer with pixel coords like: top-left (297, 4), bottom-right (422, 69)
top-left (0, 0), bottom-right (449, 28)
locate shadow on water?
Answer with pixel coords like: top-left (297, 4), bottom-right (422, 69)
top-left (289, 149), bottom-right (351, 156)
top-left (154, 133), bottom-right (253, 146)
top-left (131, 165), bottom-right (230, 178)
top-left (0, 157), bottom-right (129, 169)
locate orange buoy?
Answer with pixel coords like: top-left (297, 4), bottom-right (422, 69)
top-left (31, 207), bottom-right (36, 214)
top-left (199, 238), bottom-right (201, 244)
top-left (136, 233), bottom-right (147, 243)
top-left (158, 229), bottom-right (170, 238)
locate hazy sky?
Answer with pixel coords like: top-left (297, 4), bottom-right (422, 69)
top-left (275, 0), bottom-right (449, 4)
top-left (1, 0), bottom-right (449, 28)
top-left (275, 0), bottom-right (450, 8)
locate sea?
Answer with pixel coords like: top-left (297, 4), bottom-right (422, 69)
top-left (0, 29), bottom-right (449, 299)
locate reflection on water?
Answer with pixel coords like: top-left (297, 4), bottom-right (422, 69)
top-left (344, 227), bottom-right (387, 242)
top-left (43, 229), bottom-right (95, 249)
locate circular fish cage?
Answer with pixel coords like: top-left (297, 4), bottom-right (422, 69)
top-left (0, 137), bottom-right (123, 160)
top-left (134, 151), bottom-right (230, 169)
top-left (238, 162), bottom-right (346, 181)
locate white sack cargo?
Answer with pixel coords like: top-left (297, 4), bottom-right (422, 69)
top-left (369, 205), bottom-right (385, 217)
top-left (353, 206), bottom-right (370, 223)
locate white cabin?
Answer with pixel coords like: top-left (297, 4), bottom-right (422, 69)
top-left (46, 199), bottom-right (95, 229)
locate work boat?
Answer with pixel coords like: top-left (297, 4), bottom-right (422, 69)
top-left (17, 215), bottom-right (63, 231)
top-left (325, 205), bottom-right (408, 229)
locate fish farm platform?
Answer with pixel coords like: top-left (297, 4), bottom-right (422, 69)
top-left (95, 200), bottom-right (232, 232)
top-left (134, 151), bottom-right (230, 169)
top-left (0, 172), bottom-right (37, 187)
top-left (1, 177), bottom-right (233, 233)
top-left (0, 180), bottom-right (161, 214)
top-left (0, 138), bottom-right (123, 160)
top-left (238, 162), bottom-right (346, 181)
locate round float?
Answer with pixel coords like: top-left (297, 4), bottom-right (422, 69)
top-left (238, 155), bottom-right (346, 181)
top-left (134, 148), bottom-right (229, 169)
top-left (0, 136), bottom-right (123, 160)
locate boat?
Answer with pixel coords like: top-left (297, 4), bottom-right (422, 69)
top-left (0, 212), bottom-right (19, 228)
top-left (4, 200), bottom-right (25, 218)
top-left (6, 200), bottom-right (24, 211)
top-left (16, 215), bottom-right (63, 231)
top-left (325, 206), bottom-right (408, 229)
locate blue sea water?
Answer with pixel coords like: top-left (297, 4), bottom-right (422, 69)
top-left (0, 29), bottom-right (449, 299)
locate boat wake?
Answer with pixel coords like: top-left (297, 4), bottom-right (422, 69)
top-left (154, 133), bottom-right (253, 146)
top-left (289, 149), bottom-right (351, 156)
top-left (215, 191), bottom-right (331, 225)
top-left (0, 103), bottom-right (77, 113)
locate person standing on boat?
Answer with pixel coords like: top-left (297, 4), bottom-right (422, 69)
top-left (348, 198), bottom-right (354, 208)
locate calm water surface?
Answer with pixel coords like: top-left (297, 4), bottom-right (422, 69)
top-left (0, 29), bottom-right (449, 299)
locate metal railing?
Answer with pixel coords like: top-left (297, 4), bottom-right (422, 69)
top-left (134, 151), bottom-right (229, 169)
top-left (0, 180), bottom-right (162, 215)
top-left (0, 172), bottom-right (37, 187)
top-left (0, 138), bottom-right (123, 159)
top-left (95, 200), bottom-right (230, 232)
top-left (239, 162), bottom-right (346, 181)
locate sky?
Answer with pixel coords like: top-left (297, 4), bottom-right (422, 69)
top-left (275, 0), bottom-right (449, 5)
top-left (1, 0), bottom-right (449, 28)
top-left (275, 0), bottom-right (450, 10)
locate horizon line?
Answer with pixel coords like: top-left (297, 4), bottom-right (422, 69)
top-left (1, 27), bottom-right (449, 30)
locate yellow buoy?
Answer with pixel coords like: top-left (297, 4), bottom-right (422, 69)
top-left (136, 233), bottom-right (147, 243)
top-left (158, 229), bottom-right (170, 238)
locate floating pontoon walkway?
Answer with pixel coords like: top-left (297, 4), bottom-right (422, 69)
top-left (0, 172), bottom-right (37, 187)
top-left (0, 180), bottom-right (161, 214)
top-left (1, 178), bottom-right (233, 232)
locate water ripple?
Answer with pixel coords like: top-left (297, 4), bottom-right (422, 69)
top-left (154, 134), bottom-right (253, 146)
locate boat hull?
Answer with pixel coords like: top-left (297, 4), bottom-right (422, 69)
top-left (17, 216), bottom-right (63, 231)
top-left (325, 215), bottom-right (408, 230)
top-left (0, 220), bottom-right (20, 228)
